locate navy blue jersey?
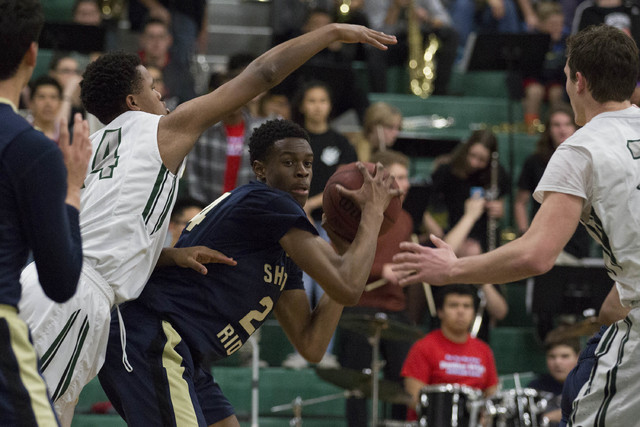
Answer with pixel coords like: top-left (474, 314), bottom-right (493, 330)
top-left (136, 181), bottom-right (317, 362)
top-left (0, 103), bottom-right (82, 306)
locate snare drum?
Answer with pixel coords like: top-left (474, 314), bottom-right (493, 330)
top-left (417, 384), bottom-right (483, 427)
top-left (485, 388), bottom-right (549, 427)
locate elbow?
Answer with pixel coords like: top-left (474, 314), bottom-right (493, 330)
top-left (519, 251), bottom-right (555, 278)
top-left (43, 283), bottom-right (78, 303)
top-left (251, 59), bottom-right (278, 87)
top-left (332, 285), bottom-right (361, 306)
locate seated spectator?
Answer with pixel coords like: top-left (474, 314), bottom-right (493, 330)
top-left (352, 102), bottom-right (403, 163)
top-left (363, 0), bottom-right (459, 94)
top-left (257, 90), bottom-right (292, 120)
top-left (449, 0), bottom-right (523, 51)
top-left (48, 53), bottom-right (84, 120)
top-left (522, 2), bottom-right (569, 131)
top-left (273, 8), bottom-right (370, 123)
top-left (337, 149), bottom-right (418, 427)
top-left (28, 76), bottom-right (63, 142)
top-left (72, 0), bottom-right (113, 54)
top-left (138, 17), bottom-right (196, 108)
top-left (186, 69), bottom-right (267, 202)
top-left (401, 284), bottom-right (499, 421)
top-left (528, 336), bottom-right (580, 427)
top-left (166, 197), bottom-right (206, 248)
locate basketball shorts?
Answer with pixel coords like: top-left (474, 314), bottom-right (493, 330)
top-left (98, 301), bottom-right (235, 426)
top-left (0, 304), bottom-right (60, 426)
top-left (569, 307), bottom-right (640, 426)
top-left (19, 263), bottom-right (114, 427)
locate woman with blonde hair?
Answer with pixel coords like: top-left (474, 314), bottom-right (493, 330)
top-left (354, 101), bottom-right (403, 162)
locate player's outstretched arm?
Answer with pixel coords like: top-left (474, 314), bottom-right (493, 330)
top-left (157, 24), bottom-right (396, 172)
top-left (392, 191), bottom-right (582, 286)
top-left (280, 163), bottom-right (402, 306)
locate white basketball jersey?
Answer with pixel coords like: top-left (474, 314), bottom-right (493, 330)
top-left (80, 111), bottom-right (179, 304)
top-left (536, 107), bottom-right (640, 306)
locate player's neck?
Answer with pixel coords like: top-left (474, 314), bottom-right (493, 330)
top-left (440, 325), bottom-right (469, 343)
top-left (0, 76), bottom-right (27, 108)
top-left (584, 99), bottom-right (632, 125)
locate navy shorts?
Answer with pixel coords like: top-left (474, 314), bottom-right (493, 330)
top-left (98, 302), bottom-right (235, 426)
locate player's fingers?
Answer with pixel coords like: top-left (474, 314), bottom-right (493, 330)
top-left (57, 116), bottom-right (69, 149)
top-left (195, 247), bottom-right (237, 266)
top-left (430, 234), bottom-right (448, 249)
top-left (184, 257), bottom-right (209, 275)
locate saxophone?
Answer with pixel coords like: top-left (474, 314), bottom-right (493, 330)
top-left (407, 0), bottom-right (438, 98)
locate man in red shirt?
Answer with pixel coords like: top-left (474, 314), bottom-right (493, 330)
top-left (401, 284), bottom-right (499, 419)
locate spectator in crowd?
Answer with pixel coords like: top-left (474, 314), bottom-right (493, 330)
top-left (402, 284), bottom-right (499, 421)
top-left (28, 75), bottom-right (63, 142)
top-left (522, 2), bottom-right (570, 131)
top-left (48, 53), bottom-right (84, 120)
top-left (337, 149), bottom-right (419, 427)
top-left (430, 129), bottom-right (510, 252)
top-left (353, 102), bottom-right (403, 163)
top-left (186, 69), bottom-right (268, 203)
top-left (282, 80), bottom-right (358, 369)
top-left (72, 0), bottom-right (102, 26)
top-left (167, 197), bottom-right (206, 248)
top-left (449, 0), bottom-right (522, 51)
top-left (138, 17), bottom-right (196, 109)
top-left (529, 337), bottom-right (580, 427)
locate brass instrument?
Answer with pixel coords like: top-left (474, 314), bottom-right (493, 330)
top-left (407, 0), bottom-right (438, 98)
top-left (337, 0), bottom-right (352, 22)
top-left (98, 0), bottom-right (124, 20)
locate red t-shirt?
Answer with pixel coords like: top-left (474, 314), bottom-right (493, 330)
top-left (222, 122), bottom-right (245, 193)
top-left (401, 329), bottom-right (499, 420)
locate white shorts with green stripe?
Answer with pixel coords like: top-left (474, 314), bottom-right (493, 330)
top-left (569, 307), bottom-right (640, 426)
top-left (19, 262), bottom-right (114, 427)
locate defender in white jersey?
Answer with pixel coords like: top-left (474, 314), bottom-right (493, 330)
top-left (392, 24), bottom-right (640, 426)
top-left (18, 26), bottom-right (397, 426)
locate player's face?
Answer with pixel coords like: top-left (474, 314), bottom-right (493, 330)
top-left (31, 85), bottom-right (62, 123)
top-left (546, 344), bottom-right (578, 383)
top-left (549, 111), bottom-right (576, 148)
top-left (134, 65), bottom-right (168, 115)
top-left (438, 293), bottom-right (475, 335)
top-left (262, 137), bottom-right (313, 206)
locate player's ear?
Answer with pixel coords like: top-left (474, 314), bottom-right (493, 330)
top-left (253, 160), bottom-right (266, 182)
top-left (126, 94), bottom-right (139, 111)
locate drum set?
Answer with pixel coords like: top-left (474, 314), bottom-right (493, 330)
top-left (271, 313), bottom-right (550, 427)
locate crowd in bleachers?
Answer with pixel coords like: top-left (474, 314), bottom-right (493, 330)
top-left (18, 0), bottom-right (635, 426)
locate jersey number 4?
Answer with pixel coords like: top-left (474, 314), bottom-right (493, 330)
top-left (91, 128), bottom-right (122, 179)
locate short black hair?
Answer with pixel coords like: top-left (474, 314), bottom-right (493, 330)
top-left (0, 0), bottom-right (44, 80)
top-left (30, 75), bottom-right (63, 99)
top-left (436, 284), bottom-right (477, 310)
top-left (170, 196), bottom-right (206, 222)
top-left (249, 119), bottom-right (310, 164)
top-left (80, 51), bottom-right (142, 124)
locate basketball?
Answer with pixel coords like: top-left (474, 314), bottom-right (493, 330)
top-left (322, 162), bottom-right (401, 242)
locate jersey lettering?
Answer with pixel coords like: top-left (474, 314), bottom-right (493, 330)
top-left (263, 264), bottom-right (288, 291)
top-left (91, 128), bottom-right (122, 179)
top-left (216, 324), bottom-right (242, 355)
top-left (186, 192), bottom-right (231, 231)
top-left (239, 297), bottom-right (274, 335)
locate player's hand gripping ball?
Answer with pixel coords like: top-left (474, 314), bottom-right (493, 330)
top-left (322, 162), bottom-right (401, 242)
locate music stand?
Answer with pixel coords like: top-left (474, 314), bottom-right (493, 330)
top-left (458, 33), bottom-right (550, 204)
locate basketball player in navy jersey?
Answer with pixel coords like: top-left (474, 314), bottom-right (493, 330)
top-left (0, 0), bottom-right (92, 424)
top-left (98, 119), bottom-right (401, 426)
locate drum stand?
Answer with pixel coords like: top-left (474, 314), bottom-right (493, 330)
top-left (368, 312), bottom-right (389, 427)
top-left (271, 390), bottom-right (363, 427)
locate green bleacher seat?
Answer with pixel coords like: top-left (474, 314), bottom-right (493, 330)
top-left (42, 0), bottom-right (75, 22)
top-left (449, 70), bottom-right (510, 98)
top-left (33, 49), bottom-right (56, 81)
top-left (490, 327), bottom-right (546, 376)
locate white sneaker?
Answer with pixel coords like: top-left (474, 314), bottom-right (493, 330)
top-left (282, 353), bottom-right (309, 369)
top-left (317, 353), bottom-right (340, 369)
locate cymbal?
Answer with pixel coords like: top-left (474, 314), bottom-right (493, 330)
top-left (339, 313), bottom-right (424, 343)
top-left (315, 367), bottom-right (412, 405)
top-left (545, 317), bottom-right (602, 342)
